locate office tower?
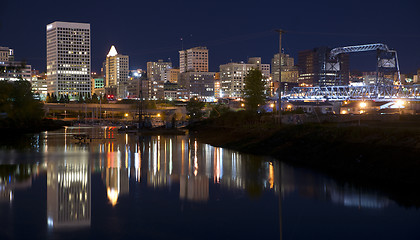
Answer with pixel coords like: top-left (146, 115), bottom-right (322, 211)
top-left (147, 60), bottom-right (172, 99)
top-left (271, 53), bottom-right (299, 83)
top-left (105, 45), bottom-right (129, 98)
top-left (179, 47), bottom-right (208, 73)
top-left (179, 72), bottom-right (216, 102)
top-left (219, 57), bottom-right (270, 98)
top-left (297, 47), bottom-right (349, 86)
top-left (46, 21), bottom-right (91, 99)
top-left (161, 68), bottom-right (180, 83)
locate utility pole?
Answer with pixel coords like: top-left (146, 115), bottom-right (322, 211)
top-left (275, 29), bottom-right (285, 124)
top-left (138, 78), bottom-right (143, 129)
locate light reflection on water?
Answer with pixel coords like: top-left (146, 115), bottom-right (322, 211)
top-left (0, 127), bottom-right (418, 239)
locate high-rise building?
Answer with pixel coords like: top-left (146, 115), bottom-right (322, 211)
top-left (126, 69), bottom-right (149, 99)
top-left (46, 21), bottom-right (91, 99)
top-left (105, 45), bottom-right (129, 98)
top-left (297, 47), bottom-right (349, 87)
top-left (219, 58), bottom-right (270, 98)
top-left (271, 53), bottom-right (299, 83)
top-left (179, 47), bottom-right (208, 73)
top-left (147, 60), bottom-right (172, 99)
top-left (161, 68), bottom-right (180, 83)
top-left (179, 72), bottom-right (216, 102)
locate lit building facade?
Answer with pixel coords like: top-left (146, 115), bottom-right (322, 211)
top-left (46, 21), bottom-right (91, 99)
top-left (219, 57), bottom-right (270, 98)
top-left (31, 71), bottom-right (48, 100)
top-left (179, 47), bottom-right (208, 73)
top-left (161, 68), bottom-right (180, 83)
top-left (0, 46), bottom-right (14, 62)
top-left (297, 47), bottom-right (349, 87)
top-left (105, 45), bottom-right (129, 98)
top-left (271, 53), bottom-right (299, 82)
top-left (0, 46), bottom-right (31, 81)
top-left (179, 72), bottom-right (216, 102)
top-left (147, 60), bottom-right (172, 99)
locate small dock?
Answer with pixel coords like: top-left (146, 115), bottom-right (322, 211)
top-left (72, 134), bottom-right (115, 143)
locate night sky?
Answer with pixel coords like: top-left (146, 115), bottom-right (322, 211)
top-left (1, 0), bottom-right (419, 74)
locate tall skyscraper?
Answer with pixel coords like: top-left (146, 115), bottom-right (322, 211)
top-left (46, 21), bottom-right (91, 99)
top-left (179, 47), bottom-right (208, 73)
top-left (105, 45), bottom-right (129, 98)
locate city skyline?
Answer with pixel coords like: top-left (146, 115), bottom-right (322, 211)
top-left (1, 0), bottom-right (419, 74)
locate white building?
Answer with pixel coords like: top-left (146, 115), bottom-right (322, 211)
top-left (219, 57), bottom-right (270, 98)
top-left (105, 45), bottom-right (129, 98)
top-left (46, 21), bottom-right (91, 99)
top-left (179, 47), bottom-right (208, 73)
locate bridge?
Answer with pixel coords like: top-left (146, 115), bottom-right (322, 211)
top-left (286, 43), bottom-right (418, 101)
top-left (287, 84), bottom-right (420, 102)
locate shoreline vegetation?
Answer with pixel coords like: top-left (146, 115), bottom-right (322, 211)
top-left (188, 111), bottom-right (420, 207)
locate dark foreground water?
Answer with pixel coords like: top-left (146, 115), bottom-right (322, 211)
top-left (0, 127), bottom-right (419, 240)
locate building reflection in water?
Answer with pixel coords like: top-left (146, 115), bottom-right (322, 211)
top-left (12, 126), bottom-right (393, 211)
top-left (0, 164), bottom-right (37, 204)
top-left (87, 131), bottom-right (392, 208)
top-left (47, 154), bottom-right (91, 229)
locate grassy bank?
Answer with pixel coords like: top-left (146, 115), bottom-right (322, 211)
top-left (189, 112), bottom-right (420, 206)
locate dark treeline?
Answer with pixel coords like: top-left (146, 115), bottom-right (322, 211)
top-left (0, 80), bottom-right (44, 129)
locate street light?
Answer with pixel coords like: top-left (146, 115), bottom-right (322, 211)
top-left (359, 101), bottom-right (366, 126)
top-left (395, 100), bottom-right (405, 114)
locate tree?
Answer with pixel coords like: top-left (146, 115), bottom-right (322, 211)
top-left (186, 97), bottom-right (205, 121)
top-left (209, 103), bottom-right (230, 118)
top-left (0, 80), bottom-right (44, 128)
top-left (243, 69), bottom-right (266, 112)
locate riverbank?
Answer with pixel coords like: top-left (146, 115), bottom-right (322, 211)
top-left (189, 114), bottom-right (420, 206)
top-left (0, 119), bottom-right (69, 134)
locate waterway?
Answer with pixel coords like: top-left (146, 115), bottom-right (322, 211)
top-left (0, 127), bottom-right (419, 239)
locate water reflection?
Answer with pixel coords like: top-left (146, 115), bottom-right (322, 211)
top-left (0, 127), bottom-right (396, 236)
top-left (46, 154), bottom-right (91, 229)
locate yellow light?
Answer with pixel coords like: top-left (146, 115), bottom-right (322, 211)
top-left (270, 103), bottom-right (275, 108)
top-left (395, 100), bottom-right (405, 107)
top-left (107, 188), bottom-right (119, 206)
top-left (360, 102), bottom-right (367, 108)
top-left (287, 104), bottom-right (292, 109)
top-left (157, 113), bottom-right (161, 117)
top-left (124, 113), bottom-right (129, 117)
top-left (241, 103), bottom-right (245, 107)
top-left (341, 110), bottom-right (347, 114)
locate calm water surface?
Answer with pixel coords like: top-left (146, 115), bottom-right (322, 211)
top-left (0, 127), bottom-right (419, 239)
